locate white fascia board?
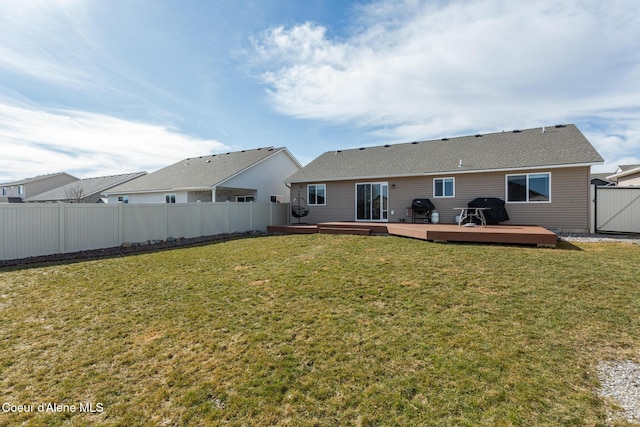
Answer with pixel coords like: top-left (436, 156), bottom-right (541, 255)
top-left (607, 165), bottom-right (640, 180)
top-left (287, 162), bottom-right (602, 183)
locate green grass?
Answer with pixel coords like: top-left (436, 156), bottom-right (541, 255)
top-left (1, 234), bottom-right (639, 426)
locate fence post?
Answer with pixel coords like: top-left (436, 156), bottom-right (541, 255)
top-left (118, 203), bottom-right (124, 245)
top-left (225, 201), bottom-right (231, 233)
top-left (58, 203), bottom-right (66, 254)
top-left (269, 202), bottom-right (273, 226)
top-left (164, 203), bottom-right (169, 240)
top-left (198, 201), bottom-right (203, 237)
top-left (249, 202), bottom-right (254, 230)
top-left (591, 185), bottom-right (596, 234)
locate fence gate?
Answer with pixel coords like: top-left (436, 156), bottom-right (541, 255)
top-left (595, 186), bottom-right (640, 233)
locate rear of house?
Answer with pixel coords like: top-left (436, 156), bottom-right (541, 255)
top-left (286, 125), bottom-right (603, 233)
top-left (104, 147), bottom-right (301, 204)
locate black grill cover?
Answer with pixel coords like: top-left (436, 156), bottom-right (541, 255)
top-left (467, 197), bottom-right (509, 224)
top-left (412, 198), bottom-right (435, 213)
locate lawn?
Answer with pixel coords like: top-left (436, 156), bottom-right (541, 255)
top-left (1, 234), bottom-right (639, 426)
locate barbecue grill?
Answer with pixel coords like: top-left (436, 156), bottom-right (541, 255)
top-left (411, 198), bottom-right (435, 223)
top-left (467, 197), bottom-right (509, 225)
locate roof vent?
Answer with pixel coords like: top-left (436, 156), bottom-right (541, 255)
top-left (459, 159), bottom-right (463, 167)
top-left (206, 160), bottom-right (211, 163)
top-left (512, 129), bottom-right (521, 133)
top-left (384, 144), bottom-right (391, 148)
top-left (257, 148), bottom-right (262, 150)
top-left (475, 134), bottom-right (482, 138)
top-left (555, 124), bottom-right (566, 128)
top-left (441, 138), bottom-right (449, 141)
top-left (241, 150), bottom-right (245, 153)
top-left (411, 141), bottom-right (419, 145)
top-left (335, 150), bottom-right (342, 154)
top-left (359, 147), bottom-right (366, 150)
top-left (268, 148), bottom-right (274, 151)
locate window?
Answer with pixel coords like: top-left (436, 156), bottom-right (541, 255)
top-left (117, 195), bottom-right (129, 203)
top-left (236, 195), bottom-right (255, 202)
top-left (308, 184), bottom-right (326, 206)
top-left (2, 187), bottom-right (6, 196)
top-left (165, 193), bottom-right (176, 203)
top-left (434, 177), bottom-right (455, 198)
top-left (18, 185), bottom-right (24, 195)
top-left (506, 173), bottom-right (551, 202)
top-left (270, 195), bottom-right (283, 203)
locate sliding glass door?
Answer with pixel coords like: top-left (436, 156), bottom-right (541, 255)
top-left (356, 182), bottom-right (388, 221)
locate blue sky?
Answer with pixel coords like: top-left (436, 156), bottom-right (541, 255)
top-left (1, 0), bottom-right (639, 182)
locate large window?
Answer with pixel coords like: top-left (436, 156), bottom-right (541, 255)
top-left (356, 182), bottom-right (388, 221)
top-left (308, 184), bottom-right (326, 206)
top-left (434, 177), bottom-right (455, 198)
top-left (165, 193), bottom-right (176, 203)
top-left (506, 173), bottom-right (551, 202)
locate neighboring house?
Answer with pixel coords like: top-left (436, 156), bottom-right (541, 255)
top-left (0, 172), bottom-right (79, 203)
top-left (104, 147), bottom-right (302, 204)
top-left (590, 173), bottom-right (616, 187)
top-left (25, 172), bottom-right (147, 203)
top-left (606, 164), bottom-right (640, 186)
top-left (285, 124), bottom-right (604, 232)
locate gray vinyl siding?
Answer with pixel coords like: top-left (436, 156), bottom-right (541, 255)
top-left (291, 166), bottom-right (591, 232)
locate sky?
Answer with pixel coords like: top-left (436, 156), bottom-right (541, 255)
top-left (1, 0), bottom-right (639, 182)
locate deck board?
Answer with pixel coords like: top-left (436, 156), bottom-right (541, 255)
top-left (267, 222), bottom-right (557, 247)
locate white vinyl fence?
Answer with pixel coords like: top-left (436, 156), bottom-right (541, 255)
top-left (593, 186), bottom-right (640, 233)
top-left (0, 202), bottom-right (289, 261)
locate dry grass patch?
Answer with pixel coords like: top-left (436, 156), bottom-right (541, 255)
top-left (0, 235), bottom-right (639, 426)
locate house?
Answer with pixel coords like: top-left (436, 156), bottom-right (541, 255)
top-left (25, 172), bottom-right (147, 203)
top-left (103, 147), bottom-right (301, 204)
top-left (0, 172), bottom-right (79, 203)
top-left (285, 124), bottom-right (604, 232)
top-left (606, 164), bottom-right (640, 186)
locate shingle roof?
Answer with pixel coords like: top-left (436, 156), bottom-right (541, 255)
top-left (26, 172), bottom-right (147, 202)
top-left (0, 172), bottom-right (78, 186)
top-left (104, 147), bottom-right (287, 194)
top-left (607, 164), bottom-right (640, 181)
top-left (286, 124), bottom-right (603, 183)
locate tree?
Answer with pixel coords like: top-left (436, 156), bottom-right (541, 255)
top-left (63, 183), bottom-right (85, 203)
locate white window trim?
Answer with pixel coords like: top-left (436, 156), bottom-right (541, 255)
top-left (505, 172), bottom-right (552, 203)
top-left (235, 195), bottom-right (255, 202)
top-left (165, 193), bottom-right (176, 203)
top-left (433, 177), bottom-right (455, 198)
top-left (117, 195), bottom-right (129, 203)
top-left (307, 183), bottom-right (326, 206)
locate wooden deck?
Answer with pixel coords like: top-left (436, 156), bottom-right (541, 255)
top-left (267, 222), bottom-right (557, 247)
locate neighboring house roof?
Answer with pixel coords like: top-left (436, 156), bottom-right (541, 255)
top-left (607, 164), bottom-right (640, 181)
top-left (286, 124), bottom-right (604, 183)
top-left (0, 172), bottom-right (78, 186)
top-left (104, 147), bottom-right (298, 195)
top-left (26, 172), bottom-right (147, 202)
top-left (590, 173), bottom-right (616, 186)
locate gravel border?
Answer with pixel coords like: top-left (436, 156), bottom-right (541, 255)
top-left (558, 232), bottom-right (640, 244)
top-left (598, 360), bottom-right (640, 424)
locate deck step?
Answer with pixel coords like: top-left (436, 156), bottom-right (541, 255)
top-left (318, 227), bottom-right (371, 236)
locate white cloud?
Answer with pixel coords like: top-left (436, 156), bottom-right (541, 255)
top-left (0, 104), bottom-right (228, 182)
top-left (254, 0), bottom-right (640, 162)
